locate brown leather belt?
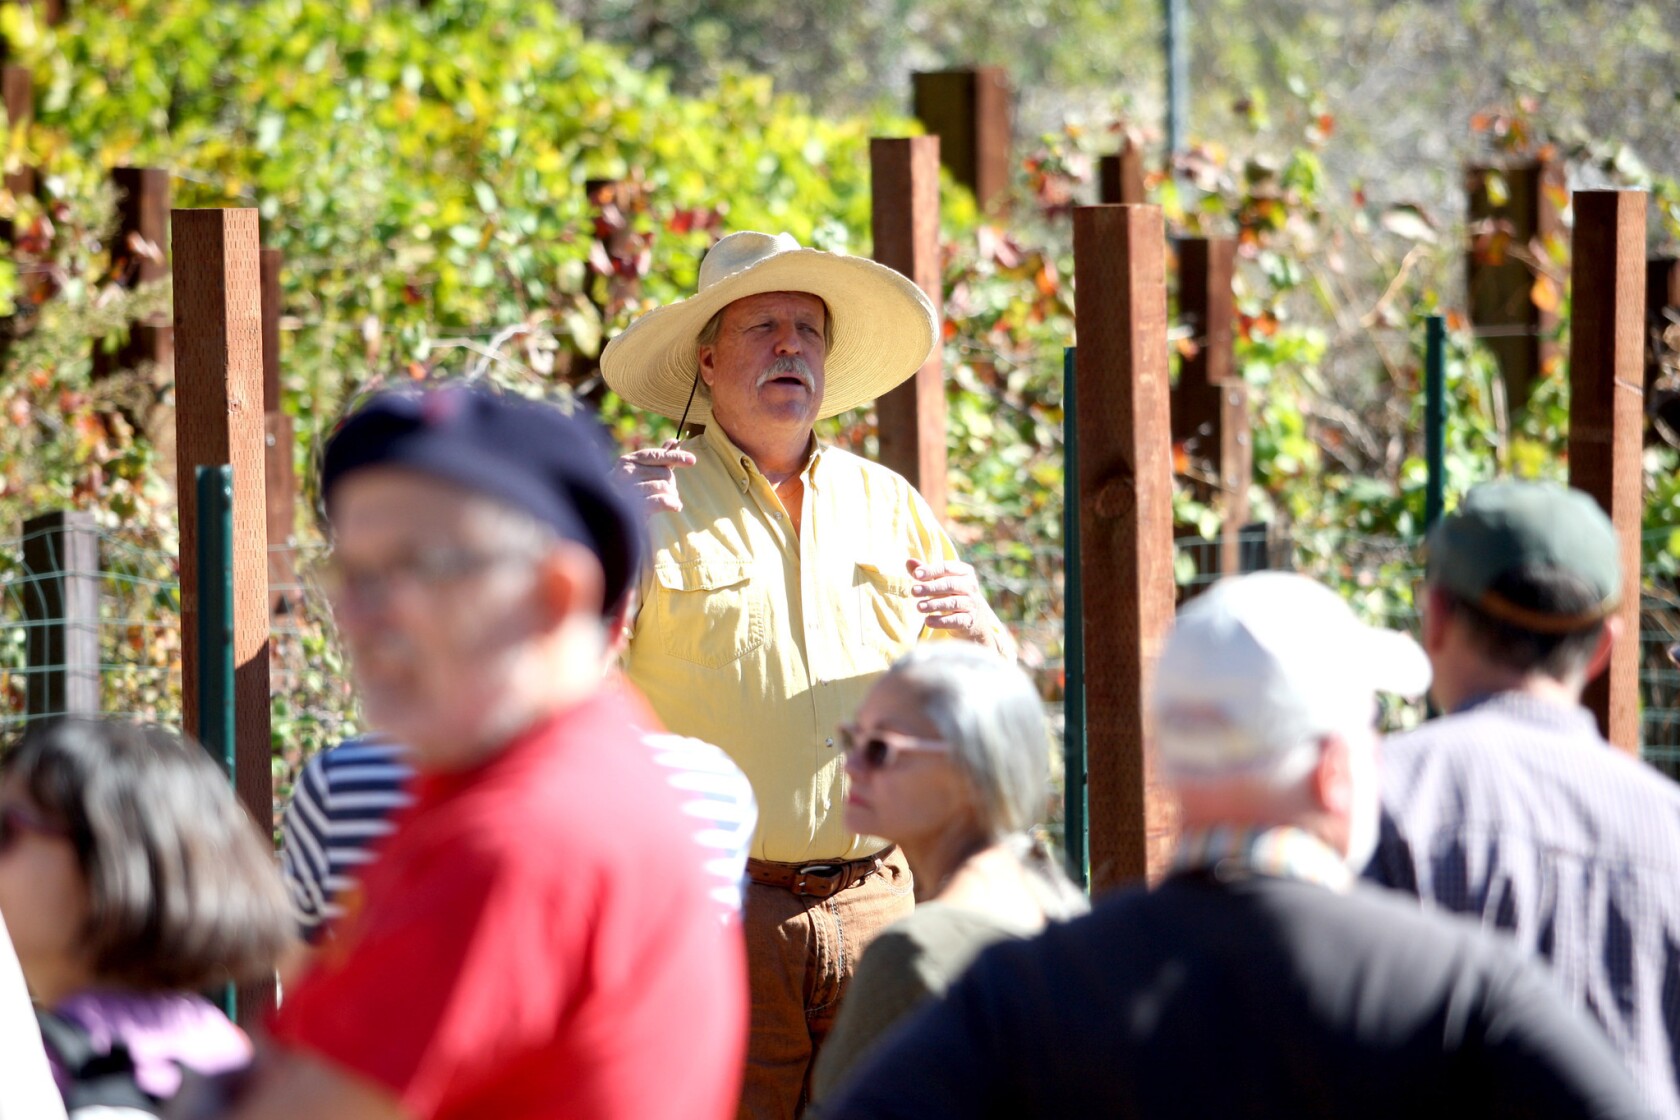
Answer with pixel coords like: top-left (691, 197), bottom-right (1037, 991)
top-left (746, 847), bottom-right (895, 899)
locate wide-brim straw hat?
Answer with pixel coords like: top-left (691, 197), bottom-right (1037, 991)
top-left (600, 231), bottom-right (937, 424)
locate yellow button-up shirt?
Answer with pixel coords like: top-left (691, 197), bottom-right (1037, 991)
top-left (623, 422), bottom-right (981, 862)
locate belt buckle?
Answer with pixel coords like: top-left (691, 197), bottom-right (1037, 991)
top-left (794, 863), bottom-right (844, 898)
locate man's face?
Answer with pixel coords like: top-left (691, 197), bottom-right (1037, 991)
top-left (698, 291), bottom-right (828, 440)
top-left (325, 469), bottom-right (549, 768)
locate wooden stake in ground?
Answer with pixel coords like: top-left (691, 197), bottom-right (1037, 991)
top-left (1174, 236), bottom-right (1249, 581)
top-left (1566, 190), bottom-right (1645, 755)
top-left (1466, 158), bottom-right (1563, 412)
top-left (1072, 203), bottom-right (1179, 892)
top-left (172, 208), bottom-right (273, 944)
top-left (870, 135), bottom-right (947, 519)
top-left (911, 67), bottom-right (1012, 213)
top-left (1098, 141), bottom-right (1146, 206)
top-left (260, 247), bottom-right (297, 622)
top-left (95, 167), bottom-right (173, 378)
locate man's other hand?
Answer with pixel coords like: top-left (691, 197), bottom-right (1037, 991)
top-left (617, 440), bottom-right (698, 517)
top-left (907, 558), bottom-right (1007, 653)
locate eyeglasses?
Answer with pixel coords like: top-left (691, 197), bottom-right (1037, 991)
top-left (0, 803), bottom-right (69, 854)
top-left (835, 724), bottom-right (951, 770)
top-left (312, 548), bottom-right (538, 607)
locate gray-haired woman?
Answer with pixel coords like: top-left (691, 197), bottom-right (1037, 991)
top-left (810, 643), bottom-right (1087, 1101)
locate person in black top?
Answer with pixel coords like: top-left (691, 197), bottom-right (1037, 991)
top-left (816, 573), bottom-right (1650, 1120)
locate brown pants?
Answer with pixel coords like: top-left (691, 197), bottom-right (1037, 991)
top-left (738, 848), bottom-right (914, 1120)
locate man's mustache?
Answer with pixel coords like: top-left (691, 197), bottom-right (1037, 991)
top-left (755, 356), bottom-right (815, 392)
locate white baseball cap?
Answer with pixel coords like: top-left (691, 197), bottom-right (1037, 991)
top-left (1151, 572), bottom-right (1431, 772)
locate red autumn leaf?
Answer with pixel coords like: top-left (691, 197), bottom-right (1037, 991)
top-left (1174, 336), bottom-right (1201, 360)
top-left (1530, 274), bottom-right (1561, 314)
top-left (667, 209), bottom-right (696, 235)
top-left (1172, 441), bottom-right (1191, 475)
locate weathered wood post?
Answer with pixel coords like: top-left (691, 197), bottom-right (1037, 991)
top-left (1650, 257), bottom-right (1680, 444)
top-left (911, 67), bottom-right (1012, 213)
top-left (870, 135), bottom-right (947, 518)
top-left (1072, 203), bottom-right (1179, 892)
top-left (21, 510), bottom-right (100, 722)
top-left (1098, 140), bottom-right (1146, 206)
top-left (94, 167), bottom-right (173, 378)
top-left (260, 247), bottom-right (296, 621)
top-left (1565, 190), bottom-right (1645, 754)
top-left (1466, 157), bottom-right (1563, 412)
top-left (1174, 236), bottom-right (1248, 582)
top-left (2, 63), bottom-right (33, 225)
top-left (172, 209), bottom-right (273, 1024)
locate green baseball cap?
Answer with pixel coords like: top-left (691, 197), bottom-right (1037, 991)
top-left (1425, 480), bottom-right (1621, 633)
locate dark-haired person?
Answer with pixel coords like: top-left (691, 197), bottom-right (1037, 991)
top-left (217, 386), bottom-right (746, 1120)
top-left (1371, 480), bottom-right (1680, 1119)
top-left (0, 718), bottom-right (292, 1116)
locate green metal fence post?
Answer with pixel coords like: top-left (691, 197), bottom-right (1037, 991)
top-left (1424, 314), bottom-right (1446, 532)
top-left (194, 465), bottom-right (236, 1019)
top-left (1061, 346), bottom-right (1089, 890)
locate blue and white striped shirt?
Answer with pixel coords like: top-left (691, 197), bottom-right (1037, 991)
top-left (279, 738), bottom-right (413, 942)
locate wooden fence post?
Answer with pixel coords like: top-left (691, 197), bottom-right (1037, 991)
top-left (1649, 257), bottom-right (1680, 443)
top-left (94, 167), bottom-right (173, 378)
top-left (1566, 190), bottom-right (1645, 754)
top-left (870, 135), bottom-right (947, 519)
top-left (260, 246), bottom-right (296, 622)
top-left (172, 210), bottom-right (272, 1024)
top-left (1098, 141), bottom-right (1146, 206)
top-left (911, 67), bottom-right (1012, 213)
top-left (1466, 157), bottom-right (1563, 412)
top-left (3, 63), bottom-right (32, 219)
top-left (21, 510), bottom-right (100, 722)
top-left (1072, 203), bottom-right (1179, 892)
top-left (1174, 236), bottom-right (1249, 582)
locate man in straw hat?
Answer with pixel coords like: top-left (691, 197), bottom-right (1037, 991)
top-left (817, 573), bottom-right (1647, 1119)
top-left (603, 231), bottom-right (1012, 1118)
top-left (1370, 479), bottom-right (1680, 1118)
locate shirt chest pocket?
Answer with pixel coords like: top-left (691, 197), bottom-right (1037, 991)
top-left (854, 562), bottom-right (924, 654)
top-left (653, 559), bottom-right (768, 670)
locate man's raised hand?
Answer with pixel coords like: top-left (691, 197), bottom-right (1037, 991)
top-left (907, 557), bottom-right (1012, 658)
top-left (617, 440), bottom-right (698, 517)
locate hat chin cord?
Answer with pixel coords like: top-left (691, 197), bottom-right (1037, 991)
top-left (675, 370), bottom-right (702, 441)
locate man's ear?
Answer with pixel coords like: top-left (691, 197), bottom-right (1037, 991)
top-left (1583, 614), bottom-right (1622, 683)
top-left (697, 344), bottom-right (716, 390)
top-left (532, 542), bottom-right (606, 628)
top-left (1418, 583), bottom-right (1448, 656)
top-left (1310, 735), bottom-right (1352, 816)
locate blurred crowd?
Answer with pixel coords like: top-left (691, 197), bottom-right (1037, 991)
top-left (1, 231), bottom-right (1676, 1120)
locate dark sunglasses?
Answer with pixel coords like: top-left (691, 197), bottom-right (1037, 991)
top-left (0, 803), bottom-right (70, 854)
top-left (835, 724), bottom-right (951, 770)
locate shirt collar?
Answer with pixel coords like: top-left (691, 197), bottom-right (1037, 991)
top-left (1170, 825), bottom-right (1354, 892)
top-left (702, 421), bottom-right (825, 492)
top-left (1450, 691), bottom-right (1601, 736)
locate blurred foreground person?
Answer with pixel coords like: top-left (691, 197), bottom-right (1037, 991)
top-left (280, 591), bottom-right (757, 947)
top-left (1371, 480), bottom-right (1680, 1118)
top-left (818, 573), bottom-right (1651, 1120)
top-left (0, 719), bottom-right (291, 1117)
top-left (216, 386), bottom-right (747, 1119)
top-left (809, 645), bottom-right (1084, 1100)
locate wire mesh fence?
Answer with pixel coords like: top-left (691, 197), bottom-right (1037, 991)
top-left (3, 513), bottom-right (1678, 813)
top-left (0, 525), bottom-right (361, 828)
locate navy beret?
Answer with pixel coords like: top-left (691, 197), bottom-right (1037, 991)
top-left (320, 385), bottom-right (644, 614)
